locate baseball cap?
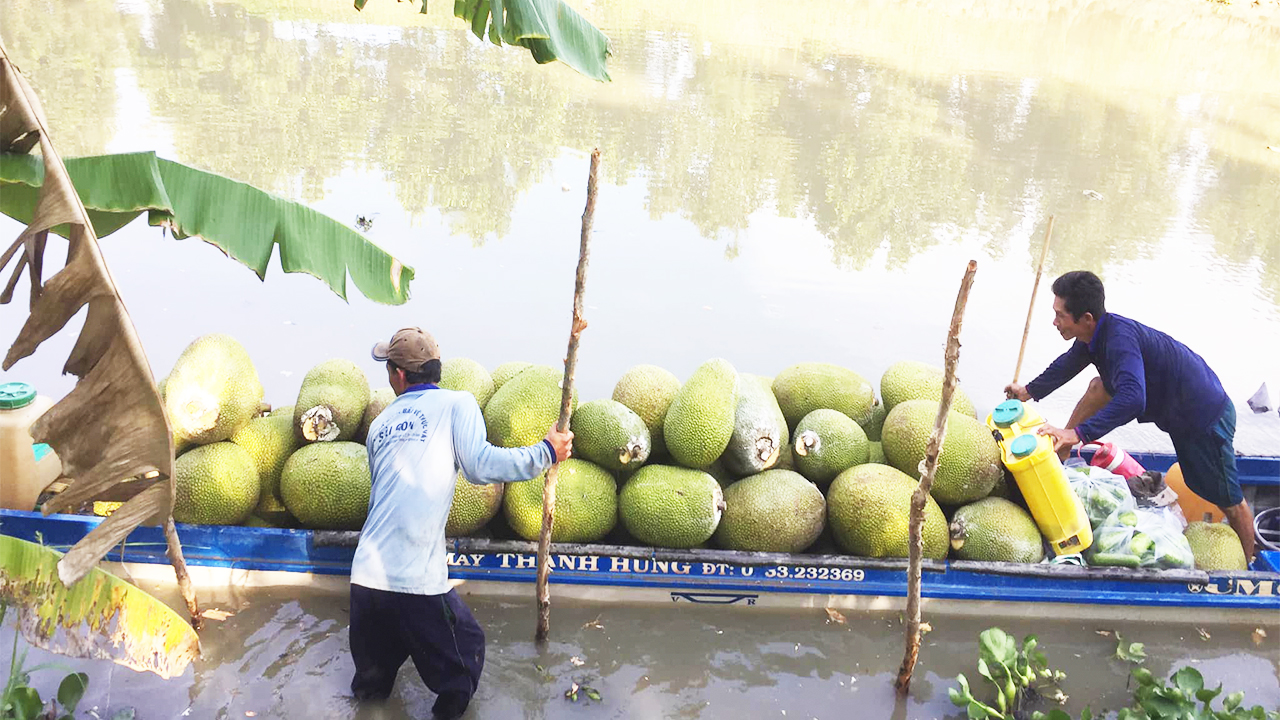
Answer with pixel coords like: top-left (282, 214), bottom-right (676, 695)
top-left (371, 327), bottom-right (440, 371)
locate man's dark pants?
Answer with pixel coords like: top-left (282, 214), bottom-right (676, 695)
top-left (349, 583), bottom-right (485, 719)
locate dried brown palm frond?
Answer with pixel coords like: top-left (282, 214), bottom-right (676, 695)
top-left (0, 41), bottom-right (199, 625)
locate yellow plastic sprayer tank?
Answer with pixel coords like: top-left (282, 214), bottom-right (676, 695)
top-left (986, 399), bottom-right (1092, 556)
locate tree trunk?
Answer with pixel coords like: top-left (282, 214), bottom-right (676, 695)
top-left (535, 148), bottom-right (600, 643)
top-left (895, 259), bottom-right (978, 695)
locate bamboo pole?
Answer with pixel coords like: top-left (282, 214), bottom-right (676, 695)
top-left (535, 148), bottom-right (601, 643)
top-left (895, 259), bottom-right (978, 695)
top-left (164, 516), bottom-right (202, 629)
top-left (1012, 216), bottom-right (1054, 385)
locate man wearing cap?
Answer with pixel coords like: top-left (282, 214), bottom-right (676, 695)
top-left (349, 327), bottom-right (573, 718)
top-left (1005, 270), bottom-right (1255, 561)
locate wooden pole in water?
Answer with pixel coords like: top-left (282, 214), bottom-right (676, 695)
top-left (164, 516), bottom-right (202, 629)
top-left (535, 148), bottom-right (600, 644)
top-left (895, 259), bottom-right (977, 696)
top-left (1012, 216), bottom-right (1054, 385)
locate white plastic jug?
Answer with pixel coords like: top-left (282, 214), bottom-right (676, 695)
top-left (0, 381), bottom-right (59, 511)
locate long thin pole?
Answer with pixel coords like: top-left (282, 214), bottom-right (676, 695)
top-left (895, 259), bottom-right (978, 695)
top-left (1012, 216), bottom-right (1054, 385)
top-left (535, 148), bottom-right (600, 643)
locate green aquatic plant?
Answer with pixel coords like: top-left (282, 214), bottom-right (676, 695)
top-left (948, 627), bottom-right (1069, 719)
top-left (955, 627), bottom-right (1280, 720)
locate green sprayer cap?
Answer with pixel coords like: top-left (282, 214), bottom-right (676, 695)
top-left (992, 399), bottom-right (1025, 428)
top-left (1010, 433), bottom-right (1039, 458)
top-left (0, 382), bottom-right (37, 410)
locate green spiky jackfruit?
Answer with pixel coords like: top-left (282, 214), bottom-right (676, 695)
top-left (772, 363), bottom-right (875, 430)
top-left (619, 465), bottom-right (724, 548)
top-left (440, 358), bottom-right (496, 409)
top-left (863, 399), bottom-right (887, 441)
top-left (880, 360), bottom-right (976, 417)
top-left (502, 459), bottom-right (616, 542)
top-left (446, 472), bottom-right (505, 537)
top-left (612, 364), bottom-right (681, 460)
top-left (714, 470), bottom-right (825, 552)
top-left (827, 464), bottom-right (948, 559)
top-left (173, 442), bottom-right (260, 525)
top-left (355, 388), bottom-right (396, 444)
top-left (721, 373), bottom-right (788, 477)
top-left (280, 441), bottom-right (371, 530)
top-left (663, 359), bottom-right (738, 469)
top-left (491, 362), bottom-right (535, 392)
top-left (570, 399), bottom-right (651, 472)
top-left (294, 359), bottom-right (371, 443)
top-left (881, 399), bottom-right (1001, 506)
top-left (1184, 521), bottom-right (1247, 571)
top-left (165, 334), bottom-right (264, 446)
top-left (949, 497), bottom-right (1045, 563)
top-left (484, 365), bottom-right (576, 448)
top-left (792, 409), bottom-right (869, 486)
top-left (230, 413), bottom-right (299, 520)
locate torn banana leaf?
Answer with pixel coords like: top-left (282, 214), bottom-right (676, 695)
top-left (0, 151), bottom-right (415, 306)
top-left (0, 535), bottom-right (200, 679)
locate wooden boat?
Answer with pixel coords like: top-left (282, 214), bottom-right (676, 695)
top-left (2, 451), bottom-right (1277, 624)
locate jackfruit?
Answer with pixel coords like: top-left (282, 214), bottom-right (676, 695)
top-left (491, 361), bottom-right (534, 392)
top-left (165, 334), bottom-right (264, 446)
top-left (280, 441), bottom-right (371, 530)
top-left (446, 472), bottom-right (505, 536)
top-left (354, 388), bottom-right (396, 444)
top-left (880, 360), bottom-right (976, 417)
top-left (868, 441), bottom-right (886, 465)
top-left (863, 399), bottom-right (887, 441)
top-left (440, 358), bottom-right (496, 409)
top-left (772, 363), bottom-right (875, 430)
top-left (484, 365), bottom-right (576, 448)
top-left (663, 359), bottom-right (738, 469)
top-left (949, 497), bottom-right (1045, 563)
top-left (792, 409), bottom-right (869, 486)
top-left (881, 399), bottom-right (1001, 506)
top-left (230, 413), bottom-right (299, 522)
top-left (826, 464), bottom-right (948, 559)
top-left (613, 364), bottom-right (681, 460)
top-left (619, 465), bottom-right (724, 548)
top-left (721, 373), bottom-right (788, 477)
top-left (502, 458), bottom-right (616, 542)
top-left (173, 442), bottom-right (260, 525)
top-left (1184, 521), bottom-right (1248, 571)
top-left (570, 399), bottom-right (650, 472)
top-left (714, 470), bottom-right (825, 552)
top-left (269, 404), bottom-right (294, 418)
top-left (293, 359), bottom-right (371, 443)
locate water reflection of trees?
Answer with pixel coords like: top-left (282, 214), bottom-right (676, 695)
top-left (2, 0), bottom-right (1276, 298)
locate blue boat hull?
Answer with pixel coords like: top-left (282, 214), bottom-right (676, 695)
top-left (3, 506), bottom-right (1277, 624)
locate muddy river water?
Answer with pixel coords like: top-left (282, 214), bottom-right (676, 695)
top-left (1, 0), bottom-right (1279, 716)
top-left (3, 586), bottom-right (1278, 718)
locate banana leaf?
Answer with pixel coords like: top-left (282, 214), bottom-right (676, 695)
top-left (0, 151), bottom-right (415, 306)
top-left (355, 0), bottom-right (611, 82)
top-left (0, 535), bottom-right (200, 679)
top-left (1, 42), bottom-right (191, 599)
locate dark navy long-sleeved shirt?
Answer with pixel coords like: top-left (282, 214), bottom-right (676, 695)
top-left (1025, 313), bottom-right (1227, 443)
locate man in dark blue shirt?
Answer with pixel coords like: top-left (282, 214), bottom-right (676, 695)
top-left (1004, 271), bottom-right (1255, 561)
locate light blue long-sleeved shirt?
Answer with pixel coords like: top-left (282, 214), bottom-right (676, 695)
top-left (350, 384), bottom-right (554, 595)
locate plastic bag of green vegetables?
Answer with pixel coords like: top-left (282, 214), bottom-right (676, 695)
top-left (1086, 507), bottom-right (1195, 570)
top-left (1066, 465), bottom-right (1136, 529)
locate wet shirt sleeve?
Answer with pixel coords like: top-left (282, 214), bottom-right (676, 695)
top-left (451, 397), bottom-right (555, 484)
top-left (1026, 342), bottom-right (1091, 401)
top-left (1074, 323), bottom-right (1147, 443)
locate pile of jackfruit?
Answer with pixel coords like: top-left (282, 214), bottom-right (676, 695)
top-left (152, 335), bottom-right (1247, 568)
